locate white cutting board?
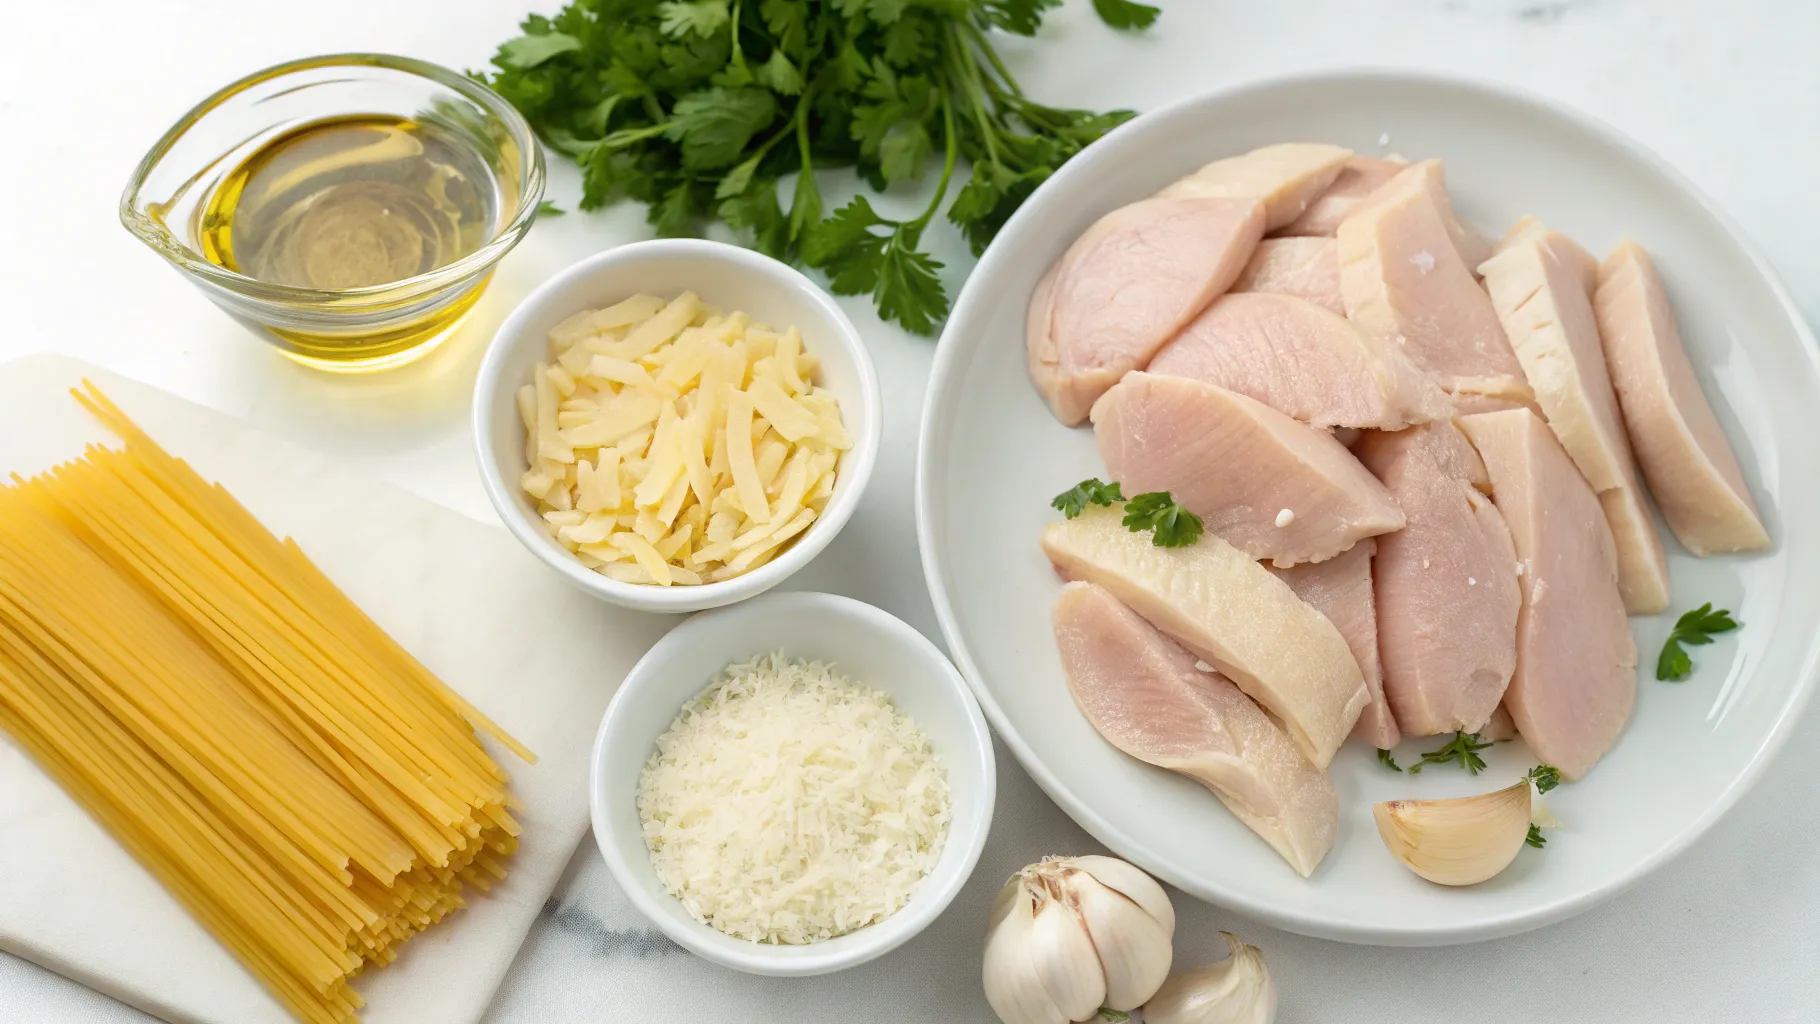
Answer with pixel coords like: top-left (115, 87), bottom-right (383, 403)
top-left (0, 355), bottom-right (672, 1024)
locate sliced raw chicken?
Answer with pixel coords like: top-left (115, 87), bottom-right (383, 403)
top-left (1146, 293), bottom-right (1450, 431)
top-left (1268, 539), bottom-right (1399, 749)
top-left (1092, 373), bottom-right (1405, 566)
top-left (1479, 231), bottom-right (1670, 614)
top-left (1028, 196), bottom-right (1266, 426)
top-left (1480, 704), bottom-right (1519, 742)
top-left (1495, 216), bottom-right (1597, 295)
top-left (1231, 237), bottom-right (1344, 313)
top-left (1595, 242), bottom-right (1770, 554)
top-left (1278, 155), bottom-right (1407, 237)
top-left (1160, 143), bottom-right (1353, 231)
top-left (1355, 422), bottom-right (1521, 736)
top-left (1350, 160), bottom-right (1493, 270)
top-left (1459, 409), bottom-right (1638, 780)
top-left (1338, 177), bottom-right (1531, 408)
top-left (1054, 582), bottom-right (1339, 876)
top-left (1041, 505), bottom-right (1367, 768)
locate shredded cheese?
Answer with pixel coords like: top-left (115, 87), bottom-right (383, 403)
top-left (637, 654), bottom-right (951, 944)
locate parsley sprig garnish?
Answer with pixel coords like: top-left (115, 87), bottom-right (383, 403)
top-left (1051, 478), bottom-right (1124, 519)
top-left (483, 0), bottom-right (1157, 335)
top-left (1526, 824), bottom-right (1547, 849)
top-left (1120, 491), bottom-right (1203, 548)
top-left (1376, 748), bottom-right (1403, 772)
top-left (1656, 602), bottom-right (1741, 681)
top-left (1521, 764), bottom-right (1561, 795)
top-left (1407, 731), bottom-right (1492, 775)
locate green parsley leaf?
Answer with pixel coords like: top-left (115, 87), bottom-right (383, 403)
top-left (979, 0), bottom-right (1064, 36)
top-left (1526, 824), bottom-right (1547, 849)
top-left (1377, 748), bottom-right (1403, 772)
top-left (1051, 478), bottom-right (1124, 519)
top-left (1521, 764), bottom-right (1562, 795)
top-left (875, 238), bottom-right (948, 336)
top-left (1096, 1011), bottom-right (1132, 1024)
top-left (1121, 492), bottom-right (1204, 547)
top-left (879, 120), bottom-right (934, 183)
top-left (666, 88), bottom-right (779, 170)
top-left (754, 50), bottom-right (804, 96)
top-left (536, 200), bottom-right (565, 217)
top-left (1408, 731), bottom-right (1492, 775)
top-left (496, 31), bottom-right (582, 70)
top-left (1656, 602), bottom-right (1741, 681)
top-left (657, 1), bottom-right (730, 38)
top-left (1092, 0), bottom-right (1162, 31)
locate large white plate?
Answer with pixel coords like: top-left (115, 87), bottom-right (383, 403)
top-left (915, 71), bottom-right (1820, 945)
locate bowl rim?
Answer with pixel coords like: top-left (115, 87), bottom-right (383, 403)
top-left (586, 590), bottom-right (998, 975)
top-left (472, 238), bottom-right (883, 613)
top-left (914, 67), bottom-right (1820, 945)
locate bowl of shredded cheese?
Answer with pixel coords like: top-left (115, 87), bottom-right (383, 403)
top-left (474, 238), bottom-right (880, 612)
top-left (589, 591), bottom-right (996, 976)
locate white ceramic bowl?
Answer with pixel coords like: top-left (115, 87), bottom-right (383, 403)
top-left (917, 71), bottom-right (1820, 945)
top-left (589, 591), bottom-right (996, 975)
top-left (474, 240), bottom-right (881, 613)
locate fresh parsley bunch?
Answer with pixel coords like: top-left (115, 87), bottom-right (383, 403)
top-left (483, 0), bottom-right (1158, 335)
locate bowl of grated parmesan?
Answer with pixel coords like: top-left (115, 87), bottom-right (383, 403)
top-left (589, 590), bottom-right (996, 976)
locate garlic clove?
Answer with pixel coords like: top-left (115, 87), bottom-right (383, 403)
top-left (1028, 885), bottom-right (1108, 1021)
top-left (982, 879), bottom-right (1069, 1024)
top-left (1071, 868), bottom-right (1173, 1009)
top-left (1143, 931), bottom-right (1277, 1024)
top-left (1373, 782), bottom-right (1532, 886)
top-left (1065, 854), bottom-right (1176, 938)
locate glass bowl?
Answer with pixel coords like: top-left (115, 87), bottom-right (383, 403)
top-left (120, 53), bottom-right (544, 373)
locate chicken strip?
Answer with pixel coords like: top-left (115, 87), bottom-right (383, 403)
top-left (1054, 582), bottom-right (1339, 877)
top-left (1277, 155), bottom-right (1406, 237)
top-left (1160, 143), bottom-right (1353, 230)
top-left (1093, 373), bottom-right (1405, 567)
top-left (1231, 237), bottom-right (1345, 313)
top-left (1349, 159), bottom-right (1493, 271)
top-left (1460, 408), bottom-right (1638, 780)
top-left (1268, 539), bottom-right (1399, 749)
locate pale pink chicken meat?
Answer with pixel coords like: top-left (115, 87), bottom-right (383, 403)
top-left (1479, 230), bottom-right (1670, 614)
top-left (1092, 373), bottom-right (1405, 567)
top-left (1460, 409), bottom-right (1638, 780)
top-left (1231, 237), bottom-right (1345, 313)
top-left (1278, 155), bottom-right (1406, 237)
top-left (1594, 242), bottom-right (1770, 555)
top-left (1041, 505), bottom-right (1368, 768)
top-left (1054, 582), bottom-right (1339, 876)
top-left (1027, 196), bottom-right (1266, 426)
top-left (1338, 176), bottom-right (1531, 409)
top-left (1145, 292), bottom-right (1451, 431)
top-left (1349, 160), bottom-right (1494, 271)
top-left (1268, 539), bottom-right (1399, 749)
top-left (1495, 216), bottom-right (1598, 295)
top-left (1354, 422), bottom-right (1521, 736)
top-left (1160, 143), bottom-right (1353, 231)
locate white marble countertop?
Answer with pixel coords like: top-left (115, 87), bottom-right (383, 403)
top-left (3, 0), bottom-right (1818, 1020)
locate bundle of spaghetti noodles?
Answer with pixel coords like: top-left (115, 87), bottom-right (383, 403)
top-left (0, 384), bottom-right (534, 1024)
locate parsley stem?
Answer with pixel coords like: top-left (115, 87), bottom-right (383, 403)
top-left (963, 21), bottom-right (1025, 98)
top-left (947, 27), bottom-right (1001, 165)
top-left (907, 84), bottom-right (959, 236)
top-left (728, 0), bottom-right (749, 77)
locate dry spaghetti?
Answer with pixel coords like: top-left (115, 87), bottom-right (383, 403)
top-left (0, 384), bottom-right (532, 1024)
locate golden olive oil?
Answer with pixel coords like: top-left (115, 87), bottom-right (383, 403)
top-left (196, 114), bottom-right (502, 369)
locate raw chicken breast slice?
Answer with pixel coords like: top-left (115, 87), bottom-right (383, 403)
top-left (1459, 409), bottom-right (1638, 780)
top-left (1594, 242), bottom-right (1770, 555)
top-left (1479, 704), bottom-right (1519, 742)
top-left (1093, 373), bottom-right (1405, 567)
top-left (1349, 159), bottom-right (1493, 270)
top-left (1054, 582), bottom-right (1339, 876)
top-left (1277, 155), bottom-right (1407, 238)
top-left (1231, 237), bottom-right (1345, 313)
top-left (1269, 539), bottom-right (1399, 749)
top-left (1160, 143), bottom-right (1353, 231)
top-left (1355, 422), bottom-right (1521, 736)
top-left (1479, 231), bottom-right (1670, 614)
top-left (1495, 216), bottom-right (1597, 295)
top-left (1146, 293), bottom-right (1450, 430)
top-left (1338, 177), bottom-right (1530, 407)
top-left (1041, 505), bottom-right (1368, 768)
top-left (1028, 196), bottom-right (1266, 426)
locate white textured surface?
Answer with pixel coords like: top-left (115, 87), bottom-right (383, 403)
top-left (0, 0), bottom-right (1816, 1021)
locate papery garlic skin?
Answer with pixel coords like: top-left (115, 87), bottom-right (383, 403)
top-left (1373, 782), bottom-right (1532, 886)
top-left (1143, 932), bottom-right (1277, 1024)
top-left (981, 856), bottom-right (1176, 1024)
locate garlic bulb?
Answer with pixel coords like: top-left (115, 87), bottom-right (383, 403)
top-left (982, 855), bottom-right (1175, 1024)
top-left (1142, 932), bottom-right (1276, 1024)
top-left (1373, 782), bottom-right (1532, 886)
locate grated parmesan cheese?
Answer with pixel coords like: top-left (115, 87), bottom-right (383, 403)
top-left (636, 653), bottom-right (951, 944)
